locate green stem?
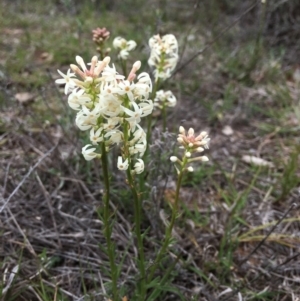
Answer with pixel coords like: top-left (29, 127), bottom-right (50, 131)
top-left (162, 102), bottom-right (167, 133)
top-left (123, 121), bottom-right (146, 300)
top-left (121, 58), bottom-right (127, 78)
top-left (146, 78), bottom-right (160, 148)
top-left (146, 113), bottom-right (153, 148)
top-left (101, 142), bottom-right (118, 299)
top-left (127, 169), bottom-right (146, 300)
top-left (148, 166), bottom-right (184, 281)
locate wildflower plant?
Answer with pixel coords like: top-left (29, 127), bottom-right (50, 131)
top-left (56, 54), bottom-right (153, 299)
top-left (55, 27), bottom-right (208, 300)
top-left (145, 127), bottom-right (210, 284)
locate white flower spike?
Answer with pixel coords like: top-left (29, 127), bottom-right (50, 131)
top-left (55, 69), bottom-right (76, 94)
top-left (55, 56), bottom-right (153, 170)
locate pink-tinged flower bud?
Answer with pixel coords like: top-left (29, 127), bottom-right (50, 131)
top-left (128, 61), bottom-right (142, 81)
top-left (90, 56), bottom-right (98, 74)
top-left (70, 64), bottom-right (86, 79)
top-left (133, 60), bottom-right (141, 71)
top-left (94, 56), bottom-right (111, 76)
top-left (76, 56), bottom-right (87, 72)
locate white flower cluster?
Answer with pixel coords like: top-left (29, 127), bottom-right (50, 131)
top-left (55, 55), bottom-right (153, 174)
top-left (113, 37), bottom-right (137, 60)
top-left (170, 126), bottom-right (210, 173)
top-left (148, 34), bottom-right (179, 81)
top-left (154, 90), bottom-right (177, 109)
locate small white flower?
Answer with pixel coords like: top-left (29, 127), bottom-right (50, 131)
top-left (122, 101), bottom-right (143, 125)
top-left (101, 64), bottom-right (125, 83)
top-left (75, 104), bottom-right (102, 131)
top-left (82, 144), bottom-right (99, 161)
top-left (113, 80), bottom-right (135, 102)
top-left (117, 156), bottom-right (129, 170)
top-left (113, 37), bottom-right (137, 60)
top-left (55, 69), bottom-right (76, 94)
top-left (90, 127), bottom-right (103, 145)
top-left (102, 97), bottom-right (122, 117)
top-left (136, 72), bottom-right (152, 94)
top-left (103, 117), bottom-right (121, 131)
top-left (139, 100), bottom-right (153, 117)
top-left (68, 89), bottom-right (91, 110)
top-left (154, 90), bottom-right (177, 108)
top-left (128, 126), bottom-right (147, 156)
top-left (133, 159), bottom-right (144, 174)
top-left (128, 124), bottom-right (145, 146)
top-left (105, 129), bottom-right (123, 145)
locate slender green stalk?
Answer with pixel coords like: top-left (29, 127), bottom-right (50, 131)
top-left (141, 78), bottom-right (161, 201)
top-left (127, 169), bottom-right (146, 300)
top-left (101, 142), bottom-right (118, 299)
top-left (123, 120), bottom-right (146, 300)
top-left (148, 161), bottom-right (185, 281)
top-left (99, 49), bottom-right (104, 61)
top-left (162, 102), bottom-right (167, 133)
top-left (146, 78), bottom-right (160, 147)
top-left (121, 58), bottom-right (127, 78)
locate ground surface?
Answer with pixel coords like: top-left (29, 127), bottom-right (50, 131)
top-left (1, 0), bottom-right (300, 300)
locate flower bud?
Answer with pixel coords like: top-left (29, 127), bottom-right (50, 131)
top-left (76, 55), bottom-right (87, 72)
top-left (201, 156), bottom-right (209, 162)
top-left (188, 128), bottom-right (194, 136)
top-left (133, 60), bottom-right (141, 71)
top-left (170, 156), bottom-right (178, 162)
top-left (185, 152), bottom-right (191, 158)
